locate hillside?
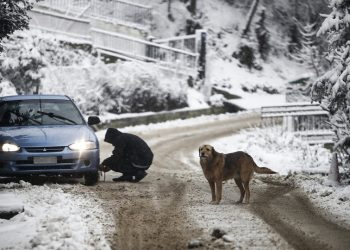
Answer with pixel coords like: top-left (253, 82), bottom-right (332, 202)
top-left (0, 0), bottom-right (329, 113)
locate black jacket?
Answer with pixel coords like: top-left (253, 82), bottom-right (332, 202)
top-left (102, 128), bottom-right (153, 168)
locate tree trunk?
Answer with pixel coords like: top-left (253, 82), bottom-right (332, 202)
top-left (242, 0), bottom-right (260, 37)
top-left (188, 0), bottom-right (197, 15)
top-left (294, 0), bottom-right (299, 19)
top-left (167, 0), bottom-right (174, 21)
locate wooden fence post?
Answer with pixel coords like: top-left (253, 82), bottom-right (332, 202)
top-left (197, 29), bottom-right (206, 82)
top-left (327, 152), bottom-right (340, 185)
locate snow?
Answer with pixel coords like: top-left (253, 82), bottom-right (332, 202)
top-left (1, 0), bottom-right (310, 114)
top-left (230, 93), bottom-right (286, 109)
top-left (97, 112), bottom-right (349, 230)
top-left (207, 126), bottom-right (332, 175)
top-left (0, 181), bottom-right (112, 250)
top-left (0, 80), bottom-right (17, 96)
top-left (0, 110), bottom-right (348, 248)
top-left (0, 192), bottom-right (24, 214)
top-left (1, 0), bottom-right (349, 247)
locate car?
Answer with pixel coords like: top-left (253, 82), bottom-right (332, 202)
top-left (0, 94), bottom-right (101, 185)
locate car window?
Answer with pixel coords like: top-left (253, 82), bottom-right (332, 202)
top-left (0, 99), bottom-right (85, 126)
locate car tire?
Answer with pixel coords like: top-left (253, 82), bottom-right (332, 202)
top-left (84, 171), bottom-right (99, 186)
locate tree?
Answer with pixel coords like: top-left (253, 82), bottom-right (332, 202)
top-left (167, 0), bottom-right (175, 22)
top-left (0, 0), bottom-right (35, 52)
top-left (312, 0), bottom-right (350, 172)
top-left (290, 19), bottom-right (322, 77)
top-left (255, 9), bottom-right (270, 61)
top-left (186, 0), bottom-right (197, 16)
top-left (242, 0), bottom-right (260, 37)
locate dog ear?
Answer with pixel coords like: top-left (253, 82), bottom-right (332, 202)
top-left (212, 146), bottom-right (217, 157)
top-left (198, 146), bottom-right (201, 157)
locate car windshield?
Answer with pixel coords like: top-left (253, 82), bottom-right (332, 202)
top-left (0, 99), bottom-right (85, 126)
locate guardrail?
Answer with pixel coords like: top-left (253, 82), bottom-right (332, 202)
top-left (261, 102), bottom-right (334, 144)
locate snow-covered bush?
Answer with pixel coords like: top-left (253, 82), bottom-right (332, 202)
top-left (0, 31), bottom-right (99, 94)
top-left (312, 0), bottom-right (350, 172)
top-left (42, 61), bottom-right (188, 114)
top-left (232, 37), bottom-right (256, 70)
top-left (0, 77), bottom-right (17, 96)
top-left (101, 62), bottom-right (188, 113)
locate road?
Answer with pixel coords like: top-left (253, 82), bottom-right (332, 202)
top-left (88, 112), bottom-right (350, 250)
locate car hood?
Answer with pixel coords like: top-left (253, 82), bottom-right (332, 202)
top-left (0, 126), bottom-right (96, 148)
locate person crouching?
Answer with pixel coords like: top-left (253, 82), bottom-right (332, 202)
top-left (99, 128), bottom-right (153, 182)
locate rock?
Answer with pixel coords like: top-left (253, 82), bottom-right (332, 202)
top-left (222, 234), bottom-right (235, 242)
top-left (211, 227), bottom-right (227, 238)
top-left (187, 239), bottom-right (203, 249)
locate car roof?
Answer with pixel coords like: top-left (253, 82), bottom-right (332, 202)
top-left (0, 95), bottom-right (71, 101)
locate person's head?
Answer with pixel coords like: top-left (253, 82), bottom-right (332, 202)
top-left (104, 128), bottom-right (122, 144)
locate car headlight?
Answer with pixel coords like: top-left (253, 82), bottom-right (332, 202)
top-left (2, 143), bottom-right (20, 152)
top-left (69, 141), bottom-right (96, 151)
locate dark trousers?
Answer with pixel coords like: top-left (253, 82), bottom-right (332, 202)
top-left (107, 157), bottom-right (144, 176)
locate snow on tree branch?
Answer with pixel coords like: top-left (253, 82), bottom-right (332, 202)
top-left (312, 0), bottom-right (350, 172)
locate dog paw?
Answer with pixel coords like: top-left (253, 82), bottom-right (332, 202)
top-left (210, 201), bottom-right (220, 205)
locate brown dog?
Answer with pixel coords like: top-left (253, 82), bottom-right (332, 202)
top-left (199, 145), bottom-right (276, 204)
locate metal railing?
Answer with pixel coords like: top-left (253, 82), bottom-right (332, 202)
top-left (154, 34), bottom-right (197, 53)
top-left (261, 103), bottom-right (334, 144)
top-left (35, 0), bottom-right (152, 26)
top-left (91, 28), bottom-right (199, 75)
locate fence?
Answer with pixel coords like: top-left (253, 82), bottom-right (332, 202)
top-left (35, 0), bottom-right (152, 26)
top-left (154, 34), bottom-right (197, 53)
top-left (91, 28), bottom-right (199, 75)
top-left (30, 1), bottom-right (204, 77)
top-left (261, 102), bottom-right (334, 144)
top-left (29, 8), bottom-right (91, 41)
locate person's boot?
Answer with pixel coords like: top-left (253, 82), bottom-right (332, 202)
top-left (130, 171), bottom-right (147, 183)
top-left (112, 174), bottom-right (133, 182)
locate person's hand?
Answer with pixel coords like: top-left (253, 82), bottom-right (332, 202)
top-left (98, 164), bottom-right (111, 172)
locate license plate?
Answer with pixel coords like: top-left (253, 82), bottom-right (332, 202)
top-left (33, 157), bottom-right (57, 165)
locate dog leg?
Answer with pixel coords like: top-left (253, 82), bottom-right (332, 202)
top-left (208, 180), bottom-right (216, 204)
top-left (214, 181), bottom-right (222, 204)
top-left (234, 178), bottom-right (245, 204)
top-left (243, 181), bottom-right (251, 204)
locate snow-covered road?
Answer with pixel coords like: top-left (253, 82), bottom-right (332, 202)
top-left (1, 111), bottom-right (350, 249)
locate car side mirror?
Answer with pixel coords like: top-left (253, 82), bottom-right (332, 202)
top-left (87, 116), bottom-right (101, 126)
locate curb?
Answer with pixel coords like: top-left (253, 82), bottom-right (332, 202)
top-left (98, 102), bottom-right (244, 129)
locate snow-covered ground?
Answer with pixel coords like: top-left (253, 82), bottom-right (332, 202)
top-left (97, 113), bottom-right (350, 230)
top-left (0, 181), bottom-right (112, 250)
top-left (1, 111), bottom-right (349, 249)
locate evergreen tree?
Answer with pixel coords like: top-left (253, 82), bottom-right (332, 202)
top-left (255, 9), bottom-right (270, 61)
top-left (290, 20), bottom-right (322, 77)
top-left (312, 0), bottom-right (350, 171)
top-left (0, 0), bottom-right (35, 52)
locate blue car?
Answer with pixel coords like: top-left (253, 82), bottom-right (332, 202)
top-left (0, 95), bottom-right (101, 185)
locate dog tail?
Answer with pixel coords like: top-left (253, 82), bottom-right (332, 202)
top-left (250, 156), bottom-right (277, 174)
top-left (253, 165), bottom-right (277, 174)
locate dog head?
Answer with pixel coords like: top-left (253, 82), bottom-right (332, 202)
top-left (199, 144), bottom-right (216, 161)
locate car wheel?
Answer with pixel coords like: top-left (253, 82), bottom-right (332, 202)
top-left (84, 171), bottom-right (99, 186)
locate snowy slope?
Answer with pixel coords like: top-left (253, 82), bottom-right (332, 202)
top-left (1, 0), bottom-right (315, 113)
top-left (146, 0), bottom-right (313, 109)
